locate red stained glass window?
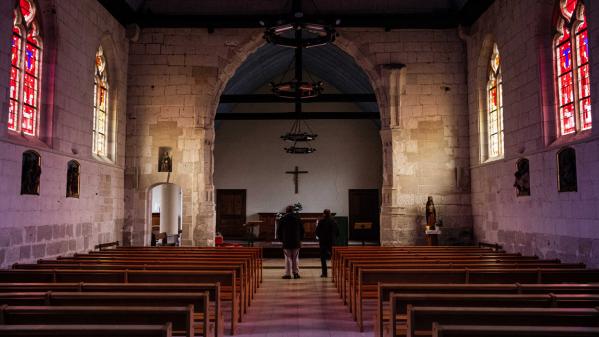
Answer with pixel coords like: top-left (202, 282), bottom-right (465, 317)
top-left (93, 46), bottom-right (109, 156)
top-left (486, 43), bottom-right (503, 159)
top-left (9, 0), bottom-right (42, 136)
top-left (555, 0), bottom-right (591, 135)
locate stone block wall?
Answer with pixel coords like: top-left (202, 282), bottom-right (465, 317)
top-left (125, 27), bottom-right (472, 246)
top-left (0, 0), bottom-right (128, 268)
top-left (467, 0), bottom-right (599, 266)
top-left (335, 29), bottom-right (472, 245)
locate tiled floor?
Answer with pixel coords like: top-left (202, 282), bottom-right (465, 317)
top-left (237, 258), bottom-right (372, 337)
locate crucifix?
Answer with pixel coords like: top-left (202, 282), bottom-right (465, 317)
top-left (285, 166), bottom-right (308, 194)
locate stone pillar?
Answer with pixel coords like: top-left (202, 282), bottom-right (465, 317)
top-left (159, 183), bottom-right (181, 235)
top-left (379, 66), bottom-right (420, 245)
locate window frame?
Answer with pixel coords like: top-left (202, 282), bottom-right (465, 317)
top-left (554, 0), bottom-right (592, 137)
top-left (8, 0), bottom-right (43, 138)
top-left (92, 45), bottom-right (110, 159)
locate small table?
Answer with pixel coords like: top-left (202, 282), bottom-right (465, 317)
top-left (425, 228), bottom-right (441, 246)
top-left (244, 221), bottom-right (263, 246)
top-left (354, 222), bottom-right (373, 246)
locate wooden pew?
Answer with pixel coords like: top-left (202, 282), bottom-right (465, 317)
top-left (391, 294), bottom-right (599, 337)
top-left (347, 261), bottom-right (583, 313)
top-left (0, 323), bottom-right (172, 337)
top-left (405, 306), bottom-right (599, 337)
top-left (375, 283), bottom-right (599, 337)
top-left (334, 250), bottom-right (524, 287)
top-left (0, 269), bottom-right (239, 335)
top-left (15, 261), bottom-right (251, 319)
top-left (0, 283), bottom-right (223, 336)
top-left (0, 305), bottom-right (195, 337)
top-left (84, 247), bottom-right (263, 285)
top-left (356, 268), bottom-right (599, 332)
top-left (338, 256), bottom-right (554, 299)
top-left (57, 253), bottom-right (258, 303)
top-left (432, 324), bottom-right (599, 337)
top-left (0, 292), bottom-right (213, 337)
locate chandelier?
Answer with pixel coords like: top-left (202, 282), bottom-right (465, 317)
top-left (261, 0), bottom-right (339, 154)
top-left (281, 119), bottom-right (317, 154)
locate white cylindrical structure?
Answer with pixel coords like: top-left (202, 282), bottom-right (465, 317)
top-left (159, 183), bottom-right (181, 235)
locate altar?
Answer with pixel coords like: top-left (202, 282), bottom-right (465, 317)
top-left (257, 212), bottom-right (335, 241)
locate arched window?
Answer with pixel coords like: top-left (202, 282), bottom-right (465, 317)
top-left (9, 0), bottom-right (42, 136)
top-left (555, 0), bottom-right (591, 136)
top-left (93, 46), bottom-right (109, 157)
top-left (486, 43), bottom-right (503, 159)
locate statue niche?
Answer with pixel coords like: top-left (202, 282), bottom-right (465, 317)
top-left (514, 158), bottom-right (530, 196)
top-left (425, 196), bottom-right (437, 230)
top-left (66, 160), bottom-right (80, 198)
top-left (21, 150), bottom-right (41, 195)
top-left (557, 147), bottom-right (577, 192)
top-left (158, 147), bottom-right (173, 173)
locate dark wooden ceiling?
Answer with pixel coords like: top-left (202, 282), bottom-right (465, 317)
top-left (99, 0), bottom-right (495, 29)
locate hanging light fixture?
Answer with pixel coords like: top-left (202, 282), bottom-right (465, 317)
top-left (282, 119), bottom-right (317, 154)
top-left (261, 0), bottom-right (339, 154)
top-left (261, 0), bottom-right (338, 49)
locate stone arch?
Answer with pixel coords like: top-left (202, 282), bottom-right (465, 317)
top-left (147, 182), bottom-right (184, 245)
top-left (198, 32), bottom-right (396, 246)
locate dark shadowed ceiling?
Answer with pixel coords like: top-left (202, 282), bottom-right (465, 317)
top-left (99, 0), bottom-right (494, 29)
top-left (217, 43), bottom-right (377, 115)
top-left (123, 0), bottom-right (470, 16)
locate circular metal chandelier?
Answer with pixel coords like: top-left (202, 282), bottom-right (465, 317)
top-left (260, 0), bottom-right (339, 154)
top-left (281, 119), bottom-right (317, 154)
top-left (263, 22), bottom-right (337, 49)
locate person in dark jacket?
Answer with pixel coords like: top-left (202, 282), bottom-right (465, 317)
top-left (315, 209), bottom-right (338, 277)
top-left (276, 205), bottom-right (304, 279)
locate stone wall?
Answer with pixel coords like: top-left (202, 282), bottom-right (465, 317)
top-left (467, 0), bottom-right (599, 266)
top-left (0, 0), bottom-right (128, 268)
top-left (125, 27), bottom-right (472, 246)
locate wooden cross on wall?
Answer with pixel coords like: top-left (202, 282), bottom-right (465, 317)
top-left (285, 166), bottom-right (308, 194)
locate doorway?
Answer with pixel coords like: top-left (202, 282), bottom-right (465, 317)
top-left (216, 189), bottom-right (247, 239)
top-left (348, 189), bottom-right (380, 243)
top-left (149, 183), bottom-right (183, 245)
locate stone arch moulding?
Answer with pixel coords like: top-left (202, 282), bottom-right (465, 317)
top-left (201, 33), bottom-right (401, 246)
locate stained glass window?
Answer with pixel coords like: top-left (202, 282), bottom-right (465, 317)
top-left (486, 43), bottom-right (503, 159)
top-left (9, 0), bottom-right (42, 136)
top-left (555, 0), bottom-right (591, 135)
top-left (93, 46), bottom-right (109, 157)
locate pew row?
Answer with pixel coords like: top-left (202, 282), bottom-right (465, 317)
top-left (0, 323), bottom-right (173, 337)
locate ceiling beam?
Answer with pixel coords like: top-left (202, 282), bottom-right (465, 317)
top-left (136, 13), bottom-right (457, 29)
top-left (215, 112), bottom-right (380, 120)
top-left (96, 0), bottom-right (462, 30)
top-left (97, 0), bottom-right (137, 25)
top-left (97, 1), bottom-right (494, 31)
top-left (458, 0), bottom-right (495, 26)
top-left (219, 94), bottom-right (377, 103)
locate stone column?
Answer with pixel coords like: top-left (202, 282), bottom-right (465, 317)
top-left (379, 65), bottom-right (424, 245)
top-left (190, 123), bottom-right (216, 247)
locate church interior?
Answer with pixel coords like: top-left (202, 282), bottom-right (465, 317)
top-left (0, 0), bottom-right (599, 336)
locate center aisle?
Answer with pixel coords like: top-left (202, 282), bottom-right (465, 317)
top-left (236, 258), bottom-right (372, 337)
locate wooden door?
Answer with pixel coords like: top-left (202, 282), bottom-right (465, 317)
top-left (216, 189), bottom-right (246, 239)
top-left (348, 189), bottom-right (380, 243)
